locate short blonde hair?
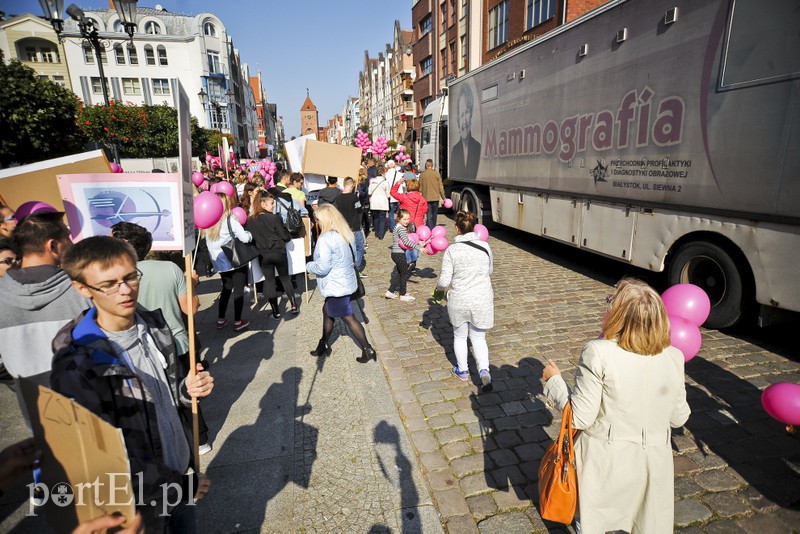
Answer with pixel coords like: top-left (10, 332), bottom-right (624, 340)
top-left (601, 278), bottom-right (670, 355)
top-left (314, 204), bottom-right (354, 244)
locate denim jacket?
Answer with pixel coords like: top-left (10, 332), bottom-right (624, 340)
top-left (306, 231), bottom-right (357, 297)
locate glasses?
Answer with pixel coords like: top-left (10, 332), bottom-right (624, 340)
top-left (2, 216), bottom-right (15, 223)
top-left (83, 269), bottom-right (143, 295)
top-left (0, 258), bottom-right (16, 266)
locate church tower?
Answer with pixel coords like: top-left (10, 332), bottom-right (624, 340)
top-left (300, 93), bottom-right (319, 139)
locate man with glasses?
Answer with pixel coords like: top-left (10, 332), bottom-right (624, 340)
top-left (0, 205), bottom-right (16, 237)
top-left (51, 236), bottom-right (214, 532)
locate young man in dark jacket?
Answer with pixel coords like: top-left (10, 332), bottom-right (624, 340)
top-left (51, 236), bottom-right (214, 532)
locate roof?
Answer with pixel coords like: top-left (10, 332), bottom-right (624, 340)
top-left (301, 95), bottom-right (317, 111)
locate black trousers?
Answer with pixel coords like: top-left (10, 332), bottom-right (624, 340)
top-left (259, 250), bottom-right (295, 301)
top-left (218, 265), bottom-right (248, 321)
top-left (388, 252), bottom-right (411, 295)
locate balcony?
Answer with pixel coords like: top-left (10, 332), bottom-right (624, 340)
top-left (400, 101), bottom-right (415, 117)
top-left (402, 78), bottom-right (414, 94)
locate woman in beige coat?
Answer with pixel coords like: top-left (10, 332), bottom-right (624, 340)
top-left (542, 278), bottom-right (691, 533)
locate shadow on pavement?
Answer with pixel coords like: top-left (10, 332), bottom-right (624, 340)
top-left (419, 301), bottom-right (454, 363)
top-left (372, 420), bottom-right (420, 534)
top-left (683, 357), bottom-right (800, 509)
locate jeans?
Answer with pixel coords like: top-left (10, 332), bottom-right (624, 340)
top-left (354, 229), bottom-right (365, 271)
top-left (372, 210), bottom-right (387, 239)
top-left (388, 202), bottom-right (399, 231)
top-left (426, 201), bottom-right (439, 230)
top-left (405, 247), bottom-right (419, 264)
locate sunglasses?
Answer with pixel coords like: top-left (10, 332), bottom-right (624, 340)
top-left (0, 258), bottom-right (17, 266)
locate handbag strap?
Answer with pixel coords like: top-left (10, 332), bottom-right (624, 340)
top-left (460, 240), bottom-right (490, 257)
top-left (225, 214), bottom-right (234, 240)
top-left (557, 402), bottom-right (576, 460)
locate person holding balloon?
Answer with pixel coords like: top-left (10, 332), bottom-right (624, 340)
top-left (386, 208), bottom-right (431, 302)
top-left (390, 177), bottom-right (427, 271)
top-left (202, 193), bottom-right (253, 331)
top-left (433, 211), bottom-right (495, 391)
top-left (541, 278), bottom-right (691, 533)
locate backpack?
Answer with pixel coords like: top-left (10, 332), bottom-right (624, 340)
top-left (277, 196), bottom-right (303, 236)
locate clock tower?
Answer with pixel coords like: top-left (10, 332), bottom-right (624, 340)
top-left (300, 93), bottom-right (319, 139)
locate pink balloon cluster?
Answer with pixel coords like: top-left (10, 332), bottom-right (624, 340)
top-left (662, 284), bottom-right (711, 362)
top-left (109, 162), bottom-right (124, 173)
top-left (394, 145), bottom-right (411, 163)
top-left (372, 135), bottom-right (389, 158)
top-left (400, 225), bottom-right (451, 254)
top-left (205, 153), bottom-right (222, 170)
top-left (354, 130), bottom-right (372, 155)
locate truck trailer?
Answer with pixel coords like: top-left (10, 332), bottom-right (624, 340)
top-left (421, 0), bottom-right (800, 328)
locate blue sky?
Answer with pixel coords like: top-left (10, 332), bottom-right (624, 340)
top-left (1, 0), bottom-right (411, 139)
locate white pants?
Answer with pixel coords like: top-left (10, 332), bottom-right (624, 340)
top-left (453, 322), bottom-right (489, 372)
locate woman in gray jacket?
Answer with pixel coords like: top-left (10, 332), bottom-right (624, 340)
top-left (434, 211), bottom-right (494, 392)
top-left (306, 204), bottom-right (376, 363)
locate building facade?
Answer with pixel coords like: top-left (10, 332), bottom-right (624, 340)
top-left (0, 14), bottom-right (70, 87)
top-left (300, 94), bottom-right (319, 139)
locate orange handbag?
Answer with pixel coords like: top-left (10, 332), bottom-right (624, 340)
top-left (538, 401), bottom-right (578, 524)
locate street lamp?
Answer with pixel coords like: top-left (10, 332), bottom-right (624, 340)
top-left (197, 87), bottom-right (234, 135)
top-left (40, 0), bottom-right (139, 163)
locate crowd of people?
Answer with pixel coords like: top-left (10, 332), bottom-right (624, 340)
top-left (0, 150), bottom-right (692, 533)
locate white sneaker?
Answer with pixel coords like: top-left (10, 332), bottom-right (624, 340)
top-left (399, 294), bottom-right (416, 302)
top-left (385, 291), bottom-right (398, 299)
top-left (198, 443), bottom-right (212, 455)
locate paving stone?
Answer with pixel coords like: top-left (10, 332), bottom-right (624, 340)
top-left (675, 527), bottom-right (705, 534)
top-left (488, 448), bottom-right (520, 468)
top-left (702, 519), bottom-right (749, 533)
top-left (427, 468), bottom-right (460, 492)
top-left (429, 414), bottom-right (456, 430)
top-left (423, 400), bottom-right (457, 417)
top-left (493, 430), bottom-right (523, 449)
top-left (451, 454), bottom-right (489, 478)
top-left (490, 465), bottom-right (526, 488)
top-left (736, 513), bottom-right (795, 534)
top-left (674, 499), bottom-right (712, 527)
top-left (444, 514), bottom-right (479, 534)
top-left (700, 492), bottom-right (751, 518)
top-left (675, 454), bottom-right (702, 475)
top-left (477, 510), bottom-right (535, 533)
top-left (420, 451), bottom-right (451, 472)
top-left (436, 425), bottom-right (470, 445)
top-left (460, 472), bottom-right (494, 497)
top-left (411, 429), bottom-right (440, 453)
top-left (434, 488), bottom-right (470, 516)
top-left (467, 494), bottom-right (498, 521)
top-left (694, 469), bottom-right (743, 492)
top-left (453, 409), bottom-right (479, 425)
top-left (442, 441), bottom-right (473, 462)
top-left (491, 488), bottom-right (532, 513)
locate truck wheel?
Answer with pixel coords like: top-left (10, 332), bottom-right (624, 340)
top-left (459, 188), bottom-right (481, 222)
top-left (667, 241), bottom-right (747, 329)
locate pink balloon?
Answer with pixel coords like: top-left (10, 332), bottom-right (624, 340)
top-left (416, 225), bottom-right (431, 241)
top-left (193, 191), bottom-right (224, 229)
top-left (192, 171), bottom-right (205, 187)
top-left (474, 223), bottom-right (489, 242)
top-left (215, 181), bottom-right (235, 197)
top-left (399, 232), bottom-right (419, 251)
top-left (109, 162), bottom-right (122, 173)
top-left (761, 382), bottom-right (800, 426)
top-left (442, 198), bottom-right (453, 209)
top-left (424, 243), bottom-right (435, 255)
top-left (662, 284), bottom-right (712, 327)
top-left (14, 201), bottom-right (58, 222)
top-left (430, 236), bottom-right (449, 252)
top-left (668, 315), bottom-right (702, 362)
top-left (231, 206), bottom-right (247, 226)
top-left (247, 172), bottom-right (255, 181)
top-left (431, 225), bottom-right (447, 239)
top-left (209, 182), bottom-right (220, 194)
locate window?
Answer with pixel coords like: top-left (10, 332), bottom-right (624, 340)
top-left (26, 47), bottom-right (38, 62)
top-left (421, 56), bottom-right (432, 76)
top-left (90, 77), bottom-right (109, 95)
top-left (83, 45), bottom-right (94, 64)
top-left (461, 0), bottom-right (467, 19)
top-left (451, 0), bottom-right (457, 24)
top-left (114, 45), bottom-right (126, 65)
top-left (450, 41), bottom-right (456, 76)
top-left (144, 45), bottom-right (155, 65)
top-left (441, 2), bottom-right (447, 32)
top-left (152, 78), bottom-right (170, 95)
top-left (157, 45), bottom-right (168, 66)
top-left (122, 77), bottom-right (141, 95)
top-left (144, 21), bottom-right (162, 35)
top-left (420, 15), bottom-right (432, 36)
top-left (488, 0), bottom-right (509, 50)
top-left (460, 35), bottom-right (467, 68)
top-left (128, 44), bottom-right (138, 65)
top-left (421, 96), bottom-right (433, 111)
top-left (441, 47), bottom-right (448, 77)
top-left (207, 51), bottom-right (221, 73)
top-left (42, 47), bottom-right (58, 63)
top-left (527, 0), bottom-right (556, 30)
top-left (203, 21), bottom-right (216, 36)
top-left (209, 106), bottom-right (228, 130)
top-left (113, 20), bottom-right (124, 32)
top-left (52, 75), bottom-right (66, 87)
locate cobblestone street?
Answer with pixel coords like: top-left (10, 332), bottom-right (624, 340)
top-left (359, 213), bottom-right (800, 533)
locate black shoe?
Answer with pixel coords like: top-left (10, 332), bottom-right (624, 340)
top-left (356, 346), bottom-right (377, 363)
top-left (310, 339), bottom-right (331, 357)
top-left (408, 262), bottom-right (416, 272)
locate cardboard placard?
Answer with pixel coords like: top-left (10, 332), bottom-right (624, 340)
top-left (284, 134), bottom-right (316, 173)
top-left (301, 140), bottom-right (361, 180)
top-left (19, 380), bottom-right (135, 533)
top-left (0, 150), bottom-right (110, 212)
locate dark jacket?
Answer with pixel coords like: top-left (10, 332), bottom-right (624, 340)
top-left (247, 211), bottom-right (291, 252)
top-left (334, 192), bottom-right (362, 232)
top-left (50, 307), bottom-right (196, 531)
top-left (449, 135), bottom-right (481, 180)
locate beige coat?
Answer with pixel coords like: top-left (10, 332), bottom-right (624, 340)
top-left (544, 339), bottom-right (690, 533)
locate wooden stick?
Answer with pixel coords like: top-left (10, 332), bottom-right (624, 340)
top-left (185, 252), bottom-right (200, 471)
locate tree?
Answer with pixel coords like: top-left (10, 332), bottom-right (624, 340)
top-left (205, 131), bottom-right (235, 154)
top-left (77, 100), bottom-right (148, 155)
top-left (0, 55), bottom-right (86, 167)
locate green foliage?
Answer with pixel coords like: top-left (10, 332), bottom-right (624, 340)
top-left (0, 58), bottom-right (86, 167)
top-left (387, 139), bottom-right (398, 149)
top-left (206, 131), bottom-right (236, 153)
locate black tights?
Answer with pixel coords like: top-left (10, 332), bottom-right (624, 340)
top-left (219, 265), bottom-right (248, 321)
top-left (321, 308), bottom-right (370, 350)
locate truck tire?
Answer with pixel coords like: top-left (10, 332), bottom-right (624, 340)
top-left (667, 241), bottom-right (747, 329)
top-left (459, 188), bottom-right (482, 223)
